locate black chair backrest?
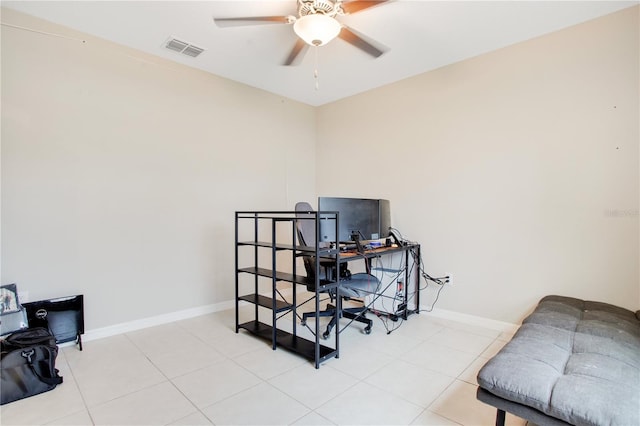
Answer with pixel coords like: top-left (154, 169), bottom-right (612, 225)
top-left (295, 202), bottom-right (319, 281)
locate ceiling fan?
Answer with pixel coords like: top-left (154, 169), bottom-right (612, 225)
top-left (213, 0), bottom-right (390, 66)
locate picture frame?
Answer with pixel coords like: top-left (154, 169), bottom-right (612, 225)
top-left (0, 284), bottom-right (21, 315)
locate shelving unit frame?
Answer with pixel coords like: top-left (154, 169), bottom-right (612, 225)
top-left (234, 210), bottom-right (341, 368)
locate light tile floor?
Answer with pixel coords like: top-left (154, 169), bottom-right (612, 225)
top-left (0, 307), bottom-right (528, 425)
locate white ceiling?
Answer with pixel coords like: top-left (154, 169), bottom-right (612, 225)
top-left (3, 0), bottom-right (637, 106)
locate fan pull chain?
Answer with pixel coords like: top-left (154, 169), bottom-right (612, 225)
top-left (314, 45), bottom-right (319, 91)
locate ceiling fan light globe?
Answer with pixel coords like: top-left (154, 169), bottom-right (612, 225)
top-left (293, 14), bottom-right (341, 46)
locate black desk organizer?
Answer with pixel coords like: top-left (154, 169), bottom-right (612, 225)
top-left (23, 295), bottom-right (84, 350)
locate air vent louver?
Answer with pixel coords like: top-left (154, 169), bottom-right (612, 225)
top-left (164, 37), bottom-right (205, 58)
top-left (182, 45), bottom-right (205, 57)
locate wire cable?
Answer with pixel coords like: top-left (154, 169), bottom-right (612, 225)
top-left (409, 244), bottom-right (449, 313)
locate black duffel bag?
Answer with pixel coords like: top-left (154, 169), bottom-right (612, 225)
top-left (1, 327), bottom-right (63, 405)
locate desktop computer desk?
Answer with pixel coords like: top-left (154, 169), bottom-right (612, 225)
top-left (235, 210), bottom-right (423, 367)
top-left (334, 242), bottom-right (421, 321)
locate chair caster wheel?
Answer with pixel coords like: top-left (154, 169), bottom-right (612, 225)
top-left (364, 326), bottom-right (372, 335)
top-left (300, 320), bottom-right (306, 326)
top-left (322, 331), bottom-right (331, 339)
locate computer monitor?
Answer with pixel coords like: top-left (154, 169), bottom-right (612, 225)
top-left (318, 197), bottom-right (391, 243)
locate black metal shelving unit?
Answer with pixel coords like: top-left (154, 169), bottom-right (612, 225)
top-left (234, 210), bottom-right (340, 368)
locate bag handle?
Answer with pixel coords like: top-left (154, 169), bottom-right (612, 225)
top-left (21, 349), bottom-right (63, 386)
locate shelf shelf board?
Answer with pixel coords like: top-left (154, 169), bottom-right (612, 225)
top-left (237, 241), bottom-right (304, 251)
top-left (238, 240), bottom-right (337, 255)
top-left (238, 294), bottom-right (292, 313)
top-left (237, 241), bottom-right (278, 248)
top-left (237, 266), bottom-right (336, 288)
top-left (238, 320), bottom-right (337, 363)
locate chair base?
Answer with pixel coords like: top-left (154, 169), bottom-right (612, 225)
top-left (301, 304), bottom-right (372, 339)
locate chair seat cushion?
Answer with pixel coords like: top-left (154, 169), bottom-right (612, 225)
top-left (477, 295), bottom-right (640, 426)
top-left (338, 273), bottom-right (379, 298)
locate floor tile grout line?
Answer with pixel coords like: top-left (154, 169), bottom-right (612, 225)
top-left (424, 378), bottom-right (467, 426)
top-left (46, 348), bottom-right (97, 426)
top-left (6, 309), bottom-right (510, 426)
top-left (165, 371), bottom-right (218, 426)
top-left (64, 338), bottom-right (169, 411)
top-left (188, 355), bottom-right (277, 413)
top-left (124, 322), bottom-right (291, 424)
top-left (71, 333), bottom-right (181, 414)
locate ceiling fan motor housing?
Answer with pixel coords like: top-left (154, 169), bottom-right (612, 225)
top-left (298, 0), bottom-right (343, 18)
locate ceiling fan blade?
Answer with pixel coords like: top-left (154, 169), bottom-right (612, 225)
top-left (341, 1), bottom-right (390, 15)
top-left (338, 26), bottom-right (386, 58)
top-left (283, 39), bottom-right (309, 66)
top-left (213, 16), bottom-right (291, 27)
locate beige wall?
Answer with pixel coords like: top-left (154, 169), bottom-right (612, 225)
top-left (317, 6), bottom-right (639, 323)
top-left (1, 9), bottom-right (316, 329)
top-left (2, 6), bottom-right (638, 331)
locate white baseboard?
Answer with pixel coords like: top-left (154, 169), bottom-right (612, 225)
top-left (424, 306), bottom-right (519, 334)
top-left (79, 298), bottom-right (518, 344)
top-left (82, 300), bottom-right (235, 343)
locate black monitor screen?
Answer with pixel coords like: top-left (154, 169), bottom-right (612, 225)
top-left (318, 197), bottom-right (390, 243)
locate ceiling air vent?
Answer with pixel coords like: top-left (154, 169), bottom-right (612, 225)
top-left (164, 37), bottom-right (205, 58)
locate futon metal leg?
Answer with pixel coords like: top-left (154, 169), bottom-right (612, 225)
top-left (496, 409), bottom-right (506, 426)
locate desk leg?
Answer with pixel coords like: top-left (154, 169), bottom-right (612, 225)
top-left (335, 292), bottom-right (341, 359)
top-left (413, 246), bottom-right (420, 315)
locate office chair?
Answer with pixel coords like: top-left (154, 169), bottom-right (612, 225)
top-left (295, 202), bottom-right (380, 339)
